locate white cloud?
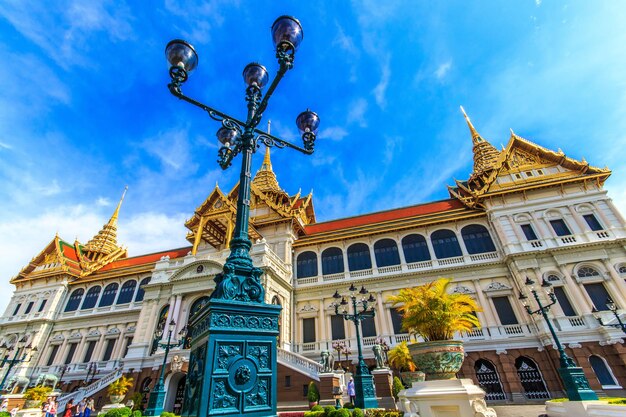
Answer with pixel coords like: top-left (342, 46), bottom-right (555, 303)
top-left (0, 206), bottom-right (189, 314)
top-left (318, 126), bottom-right (349, 141)
top-left (96, 197), bottom-right (111, 207)
top-left (347, 98), bottom-right (368, 128)
top-left (0, 142), bottom-right (12, 150)
top-left (434, 61), bottom-right (452, 80)
top-left (373, 56), bottom-right (391, 109)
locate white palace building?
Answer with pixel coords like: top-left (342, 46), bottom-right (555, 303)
top-left (1, 112), bottom-right (626, 410)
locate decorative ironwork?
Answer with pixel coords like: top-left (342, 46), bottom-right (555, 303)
top-left (515, 357), bottom-right (550, 400)
top-left (475, 360), bottom-right (506, 401)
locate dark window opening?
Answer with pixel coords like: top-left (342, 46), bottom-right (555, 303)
top-left (64, 289), bottom-right (84, 312)
top-left (38, 299), bottom-right (47, 312)
top-left (492, 296), bottom-right (519, 325)
top-left (553, 287), bottom-right (577, 316)
top-left (331, 315), bottom-right (345, 340)
top-left (361, 316), bottom-right (376, 338)
top-left (24, 302), bottom-right (34, 315)
top-left (431, 230), bottom-right (463, 259)
top-left (297, 251), bottom-right (318, 278)
top-left (303, 318), bottom-right (316, 344)
top-left (98, 283), bottom-right (119, 307)
top-left (520, 224), bottom-right (538, 240)
top-left (401, 234), bottom-right (431, 263)
top-left (81, 286), bottom-right (101, 310)
top-left (135, 277), bottom-right (151, 302)
top-left (584, 283), bottom-right (611, 311)
top-left (583, 214), bottom-right (603, 231)
top-left (46, 345), bottom-right (60, 366)
top-left (347, 243), bottom-right (372, 271)
top-left (65, 343), bottom-right (78, 364)
top-left (461, 225), bottom-right (496, 254)
top-left (321, 248), bottom-right (344, 275)
top-left (116, 280), bottom-right (137, 304)
top-left (102, 339), bottom-right (116, 361)
top-left (285, 375), bottom-right (291, 387)
top-left (550, 219), bottom-right (571, 236)
top-left (373, 239), bottom-right (400, 267)
top-left (83, 341), bottom-right (96, 363)
top-left (589, 355), bottom-right (617, 386)
top-left (390, 308), bottom-right (403, 334)
top-left (12, 304), bottom-right (21, 316)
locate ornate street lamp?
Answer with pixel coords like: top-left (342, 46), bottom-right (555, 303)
top-left (145, 320), bottom-right (187, 417)
top-left (84, 362), bottom-right (99, 385)
top-left (519, 277), bottom-right (598, 400)
top-left (0, 336), bottom-right (36, 392)
top-left (164, 15), bottom-right (318, 417)
top-left (332, 285), bottom-right (378, 409)
top-left (592, 297), bottom-right (626, 333)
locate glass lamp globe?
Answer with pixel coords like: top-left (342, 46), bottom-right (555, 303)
top-left (296, 109), bottom-right (320, 133)
top-left (242, 63), bottom-right (269, 88)
top-left (271, 16), bottom-right (304, 50)
top-left (168, 319), bottom-right (176, 333)
top-left (217, 127), bottom-right (238, 146)
top-left (165, 39), bottom-right (199, 73)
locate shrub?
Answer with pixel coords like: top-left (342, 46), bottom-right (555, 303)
top-left (324, 405), bottom-right (335, 415)
top-left (23, 386), bottom-right (52, 403)
top-left (307, 382), bottom-right (320, 403)
top-left (392, 376), bottom-right (404, 401)
top-left (303, 412), bottom-right (324, 417)
top-left (0, 412), bottom-right (11, 417)
top-left (132, 411), bottom-right (142, 417)
top-left (353, 408), bottom-right (364, 417)
top-left (105, 408), bottom-right (132, 417)
top-left (334, 409), bottom-right (350, 417)
top-left (342, 402), bottom-right (354, 409)
top-left (310, 405), bottom-right (323, 412)
top-left (160, 413), bottom-right (176, 417)
top-left (365, 410), bottom-right (403, 417)
top-left (130, 393), bottom-right (143, 411)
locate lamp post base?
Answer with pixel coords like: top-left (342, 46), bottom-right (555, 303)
top-left (354, 370), bottom-right (378, 409)
top-left (558, 367), bottom-right (598, 401)
top-left (183, 299), bottom-right (281, 417)
top-left (144, 383), bottom-right (167, 417)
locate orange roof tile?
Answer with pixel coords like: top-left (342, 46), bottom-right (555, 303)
top-left (304, 199), bottom-right (465, 235)
top-left (99, 247), bottom-right (191, 271)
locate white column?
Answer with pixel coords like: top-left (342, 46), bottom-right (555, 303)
top-left (171, 294), bottom-right (183, 334)
top-left (375, 293), bottom-right (390, 336)
top-left (601, 259), bottom-right (626, 307)
top-left (318, 299), bottom-right (326, 349)
top-left (590, 201), bottom-right (612, 229)
top-left (507, 215), bottom-right (526, 241)
top-left (473, 279), bottom-right (496, 326)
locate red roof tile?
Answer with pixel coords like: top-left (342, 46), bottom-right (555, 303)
top-left (304, 199), bottom-right (465, 235)
top-left (99, 247), bottom-right (192, 271)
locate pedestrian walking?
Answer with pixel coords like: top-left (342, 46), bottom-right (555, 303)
top-left (63, 400), bottom-right (74, 417)
top-left (347, 378), bottom-right (356, 404)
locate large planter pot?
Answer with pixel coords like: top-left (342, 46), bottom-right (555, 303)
top-left (109, 394), bottom-right (125, 404)
top-left (408, 340), bottom-right (464, 380)
top-left (399, 371), bottom-right (425, 386)
top-left (23, 400), bottom-right (41, 409)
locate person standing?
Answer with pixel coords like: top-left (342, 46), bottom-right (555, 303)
top-left (49, 400), bottom-right (57, 417)
top-left (347, 378), bottom-right (356, 404)
top-left (42, 399), bottom-right (50, 417)
top-left (84, 398), bottom-right (93, 417)
top-left (63, 400), bottom-right (74, 417)
top-left (76, 399), bottom-right (86, 417)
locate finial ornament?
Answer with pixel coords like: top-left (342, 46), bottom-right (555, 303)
top-left (459, 106), bottom-right (500, 176)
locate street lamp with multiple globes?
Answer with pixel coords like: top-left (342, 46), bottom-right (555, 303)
top-left (0, 336), bottom-right (36, 392)
top-left (145, 320), bottom-right (187, 417)
top-left (84, 362), bottom-right (99, 385)
top-left (519, 277), bottom-right (598, 400)
top-left (332, 284), bottom-right (378, 409)
top-left (164, 15), bottom-right (318, 417)
top-left (592, 297), bottom-right (626, 334)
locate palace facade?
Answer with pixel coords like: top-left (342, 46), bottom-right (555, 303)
top-left (1, 112), bottom-right (626, 409)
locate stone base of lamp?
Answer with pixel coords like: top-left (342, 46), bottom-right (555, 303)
top-left (545, 400), bottom-right (626, 417)
top-left (372, 368), bottom-right (395, 409)
top-left (398, 378), bottom-right (496, 417)
top-left (98, 403), bottom-right (126, 416)
top-left (319, 372), bottom-right (343, 407)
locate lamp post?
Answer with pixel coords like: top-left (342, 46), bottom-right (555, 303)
top-left (332, 284), bottom-right (378, 409)
top-left (164, 15), bottom-right (318, 417)
top-left (84, 362), bottom-right (99, 385)
top-left (592, 297), bottom-right (626, 334)
top-left (145, 320), bottom-right (186, 417)
top-left (519, 277), bottom-right (598, 401)
top-left (0, 336), bottom-right (36, 392)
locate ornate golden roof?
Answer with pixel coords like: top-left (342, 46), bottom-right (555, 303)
top-left (460, 106), bottom-right (500, 177)
top-left (82, 187), bottom-right (127, 261)
top-left (449, 122), bottom-right (611, 209)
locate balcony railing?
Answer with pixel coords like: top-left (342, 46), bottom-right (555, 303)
top-left (296, 251), bottom-right (501, 287)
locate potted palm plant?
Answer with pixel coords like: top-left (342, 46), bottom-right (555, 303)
top-left (388, 278), bottom-right (481, 380)
top-left (387, 341), bottom-right (424, 386)
top-left (107, 376), bottom-right (134, 404)
top-left (23, 386), bottom-right (52, 409)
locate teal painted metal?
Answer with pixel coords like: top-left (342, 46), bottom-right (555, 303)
top-left (0, 341), bottom-right (30, 392)
top-left (145, 324), bottom-right (185, 417)
top-left (166, 15), bottom-right (318, 417)
top-left (521, 278), bottom-right (598, 401)
top-left (333, 289), bottom-right (378, 409)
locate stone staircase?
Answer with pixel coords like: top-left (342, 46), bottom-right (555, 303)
top-left (56, 367), bottom-right (123, 412)
top-left (277, 347), bottom-right (323, 381)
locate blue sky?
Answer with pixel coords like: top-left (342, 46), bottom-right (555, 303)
top-left (1, 1), bottom-right (626, 313)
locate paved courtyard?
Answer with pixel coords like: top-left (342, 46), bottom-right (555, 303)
top-left (492, 405), bottom-right (547, 417)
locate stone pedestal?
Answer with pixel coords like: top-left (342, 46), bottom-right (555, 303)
top-left (398, 379), bottom-right (496, 417)
top-left (15, 408), bottom-right (43, 417)
top-left (0, 394), bottom-right (25, 411)
top-left (319, 373), bottom-right (342, 407)
top-left (546, 400), bottom-right (626, 417)
top-left (98, 403), bottom-right (125, 416)
top-left (372, 368), bottom-right (395, 409)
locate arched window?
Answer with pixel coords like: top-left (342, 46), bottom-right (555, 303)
top-left (321, 247), bottom-right (344, 275)
top-left (98, 283), bottom-right (119, 307)
top-left (578, 267), bottom-right (600, 278)
top-left (347, 243), bottom-right (372, 271)
top-left (461, 225), bottom-right (496, 254)
top-left (401, 234), bottom-right (431, 263)
top-left (81, 286), bottom-right (101, 310)
top-left (474, 359), bottom-right (505, 401)
top-left (431, 230), bottom-right (463, 259)
top-left (135, 277), bottom-right (151, 302)
top-left (589, 355), bottom-right (618, 387)
top-left (189, 297), bottom-right (209, 320)
top-left (296, 252), bottom-right (318, 278)
top-left (374, 239), bottom-right (400, 267)
top-left (116, 280), bottom-right (137, 305)
top-left (515, 356), bottom-right (550, 399)
top-left (64, 289), bottom-right (84, 312)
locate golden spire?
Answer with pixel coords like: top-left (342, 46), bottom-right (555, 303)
top-left (459, 106), bottom-right (500, 176)
top-left (82, 187), bottom-right (127, 261)
top-left (252, 146), bottom-right (281, 193)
